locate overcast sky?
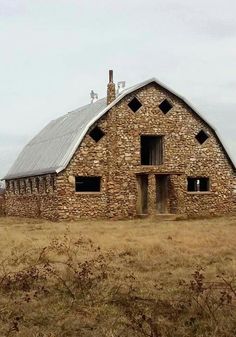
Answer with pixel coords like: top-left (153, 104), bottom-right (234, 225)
top-left (0, 0), bottom-right (235, 178)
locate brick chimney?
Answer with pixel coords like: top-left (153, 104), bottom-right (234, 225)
top-left (107, 70), bottom-right (116, 105)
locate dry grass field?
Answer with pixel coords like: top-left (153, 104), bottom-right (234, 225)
top-left (0, 215), bottom-right (235, 337)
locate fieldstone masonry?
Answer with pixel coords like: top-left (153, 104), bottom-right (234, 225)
top-left (4, 79), bottom-right (236, 220)
top-left (0, 195), bottom-right (5, 216)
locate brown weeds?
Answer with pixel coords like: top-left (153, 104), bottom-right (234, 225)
top-left (0, 216), bottom-right (235, 336)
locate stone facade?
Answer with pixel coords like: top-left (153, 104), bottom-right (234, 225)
top-left (5, 174), bottom-right (58, 220)
top-left (4, 81), bottom-right (236, 220)
top-left (0, 195), bottom-right (5, 216)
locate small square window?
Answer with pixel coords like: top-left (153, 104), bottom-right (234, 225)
top-left (159, 99), bottom-right (173, 114)
top-left (195, 130), bottom-right (209, 144)
top-left (89, 126), bottom-right (105, 143)
top-left (128, 97), bottom-right (142, 112)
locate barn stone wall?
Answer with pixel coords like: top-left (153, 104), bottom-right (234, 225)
top-left (4, 82), bottom-right (236, 220)
top-left (233, 182), bottom-right (236, 214)
top-left (5, 174), bottom-right (58, 220)
top-left (56, 83), bottom-right (235, 219)
top-left (0, 195), bottom-right (5, 216)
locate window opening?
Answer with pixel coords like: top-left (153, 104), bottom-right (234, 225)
top-left (128, 97), bottom-right (142, 112)
top-left (35, 177), bottom-right (40, 193)
top-left (11, 181), bottom-right (15, 194)
top-left (42, 177), bottom-right (46, 193)
top-left (195, 130), bottom-right (209, 144)
top-left (13, 180), bottom-right (19, 194)
top-left (75, 176), bottom-right (101, 192)
top-left (89, 126), bottom-right (105, 142)
top-left (23, 180), bottom-right (27, 194)
top-left (187, 177), bottom-right (209, 192)
top-left (51, 175), bottom-right (55, 192)
top-left (17, 180), bottom-right (20, 194)
top-left (159, 99), bottom-right (173, 114)
top-left (29, 179), bottom-right (33, 194)
top-left (141, 136), bottom-right (163, 165)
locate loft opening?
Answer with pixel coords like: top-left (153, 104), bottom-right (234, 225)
top-left (75, 176), bottom-right (101, 192)
top-left (89, 126), bottom-right (105, 143)
top-left (128, 97), bottom-right (142, 112)
top-left (187, 177), bottom-right (210, 192)
top-left (141, 135), bottom-right (164, 165)
top-left (195, 130), bottom-right (209, 144)
top-left (159, 99), bottom-right (173, 114)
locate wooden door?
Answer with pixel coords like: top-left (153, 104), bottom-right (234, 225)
top-left (137, 174), bottom-right (148, 214)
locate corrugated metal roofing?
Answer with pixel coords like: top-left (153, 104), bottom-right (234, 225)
top-left (4, 78), bottom-right (235, 179)
top-left (4, 97), bottom-right (107, 179)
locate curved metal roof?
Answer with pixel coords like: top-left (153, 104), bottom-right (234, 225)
top-left (4, 78), bottom-right (235, 179)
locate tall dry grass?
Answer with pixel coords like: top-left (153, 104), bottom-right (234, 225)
top-left (0, 216), bottom-right (235, 336)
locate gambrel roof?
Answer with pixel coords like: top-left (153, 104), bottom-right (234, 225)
top-left (4, 78), bottom-right (235, 179)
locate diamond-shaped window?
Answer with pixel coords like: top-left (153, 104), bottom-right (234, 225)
top-left (195, 130), bottom-right (209, 144)
top-left (159, 99), bottom-right (173, 114)
top-left (89, 126), bottom-right (105, 143)
top-left (128, 97), bottom-right (142, 112)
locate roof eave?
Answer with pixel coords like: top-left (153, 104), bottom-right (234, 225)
top-left (3, 168), bottom-right (58, 180)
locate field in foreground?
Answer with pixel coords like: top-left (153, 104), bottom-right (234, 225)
top-left (0, 216), bottom-right (235, 337)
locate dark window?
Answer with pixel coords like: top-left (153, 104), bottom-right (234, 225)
top-left (187, 177), bottom-right (210, 192)
top-left (128, 97), bottom-right (142, 112)
top-left (195, 130), bottom-right (209, 144)
top-left (159, 99), bottom-right (173, 114)
top-left (23, 180), bottom-right (27, 194)
top-left (35, 177), bottom-right (40, 193)
top-left (75, 176), bottom-right (101, 192)
top-left (14, 181), bottom-right (18, 194)
top-left (10, 181), bottom-right (15, 194)
top-left (29, 179), bottom-right (33, 194)
top-left (50, 175), bottom-right (56, 192)
top-left (42, 177), bottom-right (46, 193)
top-left (141, 136), bottom-right (163, 165)
top-left (89, 126), bottom-right (105, 142)
top-left (17, 180), bottom-right (20, 194)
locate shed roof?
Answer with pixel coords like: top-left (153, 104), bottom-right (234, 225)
top-left (4, 78), bottom-right (235, 179)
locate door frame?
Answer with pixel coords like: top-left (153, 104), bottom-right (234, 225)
top-left (136, 174), bottom-right (148, 215)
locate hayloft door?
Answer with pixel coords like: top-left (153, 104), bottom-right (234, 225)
top-left (137, 174), bottom-right (148, 215)
top-left (156, 175), bottom-right (168, 213)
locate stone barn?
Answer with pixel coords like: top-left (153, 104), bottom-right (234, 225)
top-left (3, 71), bottom-right (236, 220)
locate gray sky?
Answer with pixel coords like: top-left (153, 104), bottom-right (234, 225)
top-left (0, 0), bottom-right (235, 178)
